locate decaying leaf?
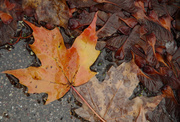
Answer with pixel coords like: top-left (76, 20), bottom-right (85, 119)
top-left (94, 0), bottom-right (137, 13)
top-left (69, 11), bottom-right (96, 30)
top-left (0, 11), bottom-right (13, 24)
top-left (97, 12), bottom-right (124, 39)
top-left (74, 61), bottom-right (164, 121)
top-left (0, 0), bottom-right (23, 46)
top-left (68, 11), bottom-right (107, 30)
top-left (146, 98), bottom-right (180, 122)
top-left (2, 13), bottom-right (100, 104)
top-left (22, 0), bottom-right (70, 28)
top-left (132, 0), bottom-right (177, 55)
top-left (67, 0), bottom-right (97, 8)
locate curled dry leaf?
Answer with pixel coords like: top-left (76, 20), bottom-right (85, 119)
top-left (0, 11), bottom-right (13, 24)
top-left (74, 61), bottom-right (164, 121)
top-left (2, 13), bottom-right (100, 104)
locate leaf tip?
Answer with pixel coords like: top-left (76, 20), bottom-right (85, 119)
top-left (23, 20), bottom-right (38, 32)
top-left (90, 12), bottom-right (98, 29)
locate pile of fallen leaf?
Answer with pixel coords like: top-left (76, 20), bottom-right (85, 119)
top-left (0, 0), bottom-right (180, 121)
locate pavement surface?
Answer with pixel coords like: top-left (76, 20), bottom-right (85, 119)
top-left (0, 40), bottom-right (80, 122)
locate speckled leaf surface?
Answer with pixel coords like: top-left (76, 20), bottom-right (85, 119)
top-left (2, 13), bottom-right (100, 104)
top-left (74, 61), bottom-right (164, 121)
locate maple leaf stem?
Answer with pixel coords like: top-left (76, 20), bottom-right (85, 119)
top-left (71, 86), bottom-right (106, 122)
top-left (8, 32), bottom-right (32, 45)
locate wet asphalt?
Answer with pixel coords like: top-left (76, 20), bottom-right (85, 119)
top-left (0, 40), bottom-right (80, 122)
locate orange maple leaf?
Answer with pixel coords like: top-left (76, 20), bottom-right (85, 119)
top-left (2, 13), bottom-right (100, 104)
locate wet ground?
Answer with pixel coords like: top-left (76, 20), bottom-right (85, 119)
top-left (0, 40), bottom-right (80, 122)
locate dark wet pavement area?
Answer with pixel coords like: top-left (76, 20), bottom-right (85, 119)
top-left (0, 40), bottom-right (80, 122)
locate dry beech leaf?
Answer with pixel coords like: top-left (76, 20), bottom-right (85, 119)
top-left (74, 61), bottom-right (164, 121)
top-left (2, 13), bottom-right (100, 104)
